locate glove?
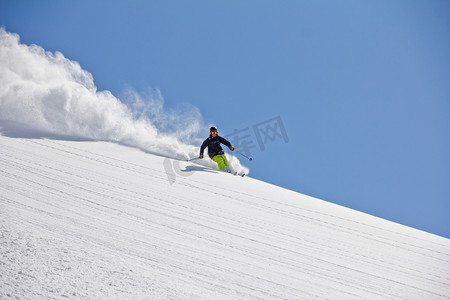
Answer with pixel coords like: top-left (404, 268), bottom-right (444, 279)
top-left (229, 146), bottom-right (234, 151)
top-left (199, 154), bottom-right (204, 159)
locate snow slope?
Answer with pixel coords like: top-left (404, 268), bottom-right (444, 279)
top-left (1, 134), bottom-right (449, 299)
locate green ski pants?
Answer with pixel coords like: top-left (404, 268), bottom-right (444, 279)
top-left (212, 154), bottom-right (229, 170)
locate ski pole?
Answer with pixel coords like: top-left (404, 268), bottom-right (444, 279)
top-left (187, 157), bottom-right (201, 162)
top-left (233, 149), bottom-right (253, 161)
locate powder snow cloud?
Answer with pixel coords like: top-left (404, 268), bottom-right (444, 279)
top-left (0, 28), bottom-right (200, 158)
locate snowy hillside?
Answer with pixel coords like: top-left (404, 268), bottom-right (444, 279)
top-left (1, 134), bottom-right (449, 299)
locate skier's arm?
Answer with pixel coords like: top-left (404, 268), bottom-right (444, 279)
top-left (200, 139), bottom-right (209, 156)
top-left (219, 136), bottom-right (233, 150)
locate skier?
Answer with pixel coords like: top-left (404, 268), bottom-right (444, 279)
top-left (199, 126), bottom-right (234, 171)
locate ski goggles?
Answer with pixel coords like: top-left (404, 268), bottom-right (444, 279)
top-left (211, 131), bottom-right (218, 135)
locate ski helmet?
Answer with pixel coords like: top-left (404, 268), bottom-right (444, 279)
top-left (210, 126), bottom-right (218, 133)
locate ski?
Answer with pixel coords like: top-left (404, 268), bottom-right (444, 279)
top-left (225, 168), bottom-right (246, 177)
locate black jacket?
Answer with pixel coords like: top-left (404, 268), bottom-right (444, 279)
top-left (200, 135), bottom-right (232, 159)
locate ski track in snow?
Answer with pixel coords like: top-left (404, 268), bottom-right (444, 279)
top-left (1, 135), bottom-right (450, 299)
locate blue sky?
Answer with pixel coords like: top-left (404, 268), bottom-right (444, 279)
top-left (1, 0), bottom-right (449, 238)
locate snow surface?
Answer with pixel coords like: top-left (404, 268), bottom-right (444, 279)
top-left (1, 134), bottom-right (449, 299)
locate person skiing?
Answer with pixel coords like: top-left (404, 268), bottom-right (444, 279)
top-left (199, 126), bottom-right (234, 171)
